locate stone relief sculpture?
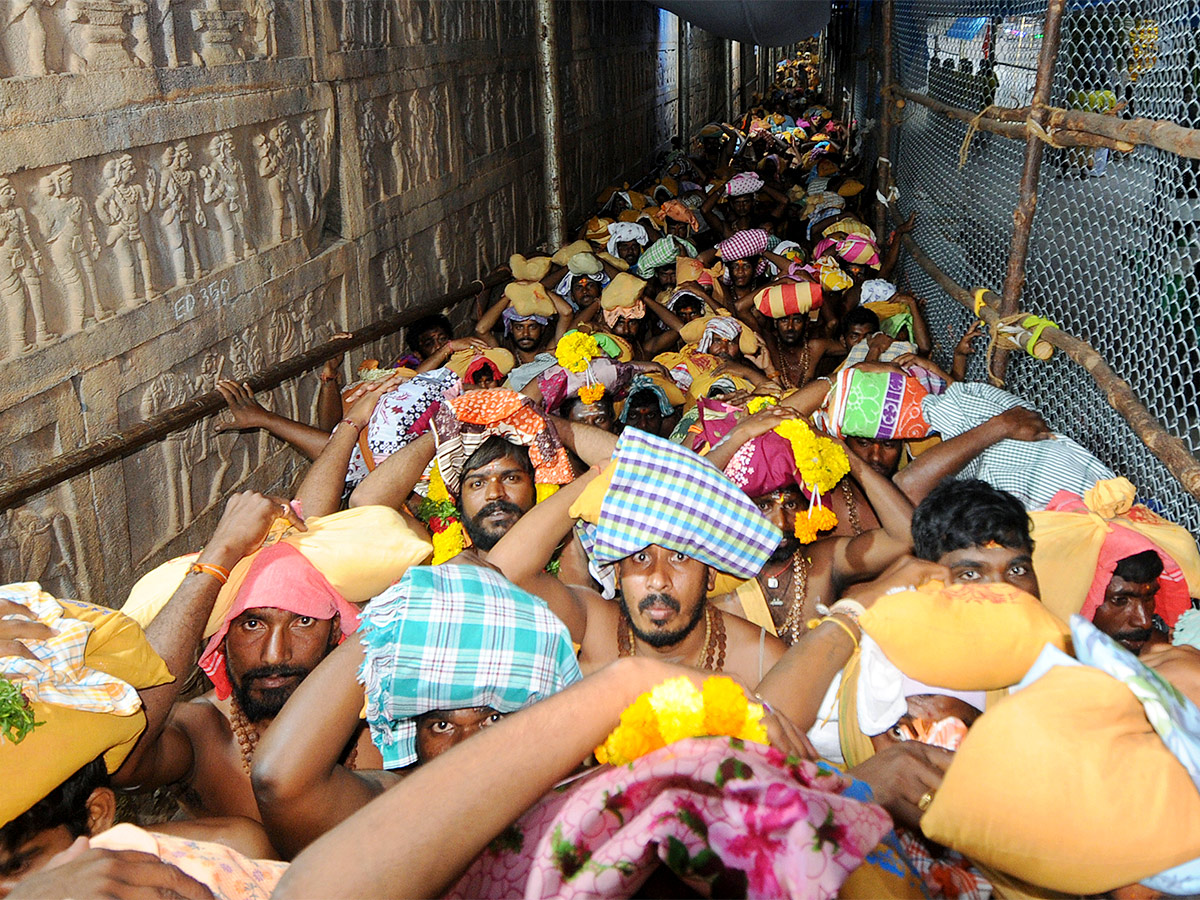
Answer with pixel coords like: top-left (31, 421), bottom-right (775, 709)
top-left (381, 246), bottom-right (401, 309)
top-left (266, 307), bottom-right (299, 420)
top-left (193, 349), bottom-right (238, 503)
top-left (200, 131), bottom-right (254, 265)
top-left (2, 503), bottom-right (81, 597)
top-left (95, 153), bottom-right (159, 308)
top-left (407, 87), bottom-right (436, 187)
top-left (357, 99), bottom-right (381, 201)
top-left (385, 95), bottom-right (408, 193)
top-left (140, 372), bottom-right (192, 533)
top-left (38, 164), bottom-right (107, 335)
top-left (191, 0), bottom-right (246, 67)
top-left (296, 115), bottom-right (323, 228)
top-left (152, 0), bottom-right (178, 66)
top-left (68, 0), bottom-right (139, 71)
top-left (338, 0), bottom-right (391, 51)
top-left (248, 0), bottom-right (275, 60)
top-left (7, 0), bottom-right (57, 75)
top-left (0, 177), bottom-right (53, 357)
top-left (159, 142), bottom-right (207, 288)
top-left (229, 331), bottom-right (269, 459)
top-left (255, 122), bottom-right (298, 244)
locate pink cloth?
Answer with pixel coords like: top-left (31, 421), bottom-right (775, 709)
top-left (89, 824), bottom-right (286, 900)
top-left (447, 737), bottom-right (891, 900)
top-left (1047, 490), bottom-right (1193, 626)
top-left (198, 543), bottom-right (361, 700)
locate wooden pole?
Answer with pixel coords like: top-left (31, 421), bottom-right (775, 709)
top-left (0, 270), bottom-right (510, 512)
top-left (994, 0), bottom-right (1066, 380)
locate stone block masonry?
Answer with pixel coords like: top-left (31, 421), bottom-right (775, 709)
top-left (0, 0), bottom-right (734, 606)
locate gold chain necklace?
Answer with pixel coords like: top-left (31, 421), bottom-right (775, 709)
top-left (777, 553), bottom-right (812, 646)
top-left (841, 478), bottom-right (865, 535)
top-left (779, 343), bottom-right (811, 390)
top-left (617, 604), bottom-right (727, 671)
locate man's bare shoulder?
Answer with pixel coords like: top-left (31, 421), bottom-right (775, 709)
top-left (173, 691), bottom-right (232, 741)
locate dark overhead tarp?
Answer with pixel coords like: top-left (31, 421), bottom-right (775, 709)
top-left (650, 0), bottom-right (830, 46)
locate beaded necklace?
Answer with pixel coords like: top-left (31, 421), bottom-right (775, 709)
top-left (617, 605), bottom-right (727, 671)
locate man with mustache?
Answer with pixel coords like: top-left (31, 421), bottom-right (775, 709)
top-left (111, 492), bottom-right (368, 823)
top-left (1091, 551), bottom-right (1166, 656)
top-left (489, 429), bottom-right (792, 689)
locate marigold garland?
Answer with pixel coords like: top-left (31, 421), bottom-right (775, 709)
top-left (417, 462), bottom-right (465, 564)
top-left (594, 675), bottom-right (767, 766)
top-left (774, 419), bottom-right (849, 495)
top-left (555, 331), bottom-right (602, 373)
top-left (746, 395), bottom-right (777, 414)
top-left (578, 383), bottom-right (606, 404)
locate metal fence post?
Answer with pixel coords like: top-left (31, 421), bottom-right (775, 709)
top-left (534, 0), bottom-right (566, 248)
top-left (995, 0), bottom-right (1066, 379)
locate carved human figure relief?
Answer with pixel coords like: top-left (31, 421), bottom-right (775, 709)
top-left (38, 164), bottom-right (107, 336)
top-left (4, 504), bottom-right (79, 597)
top-left (95, 153), bottom-right (159, 309)
top-left (229, 331), bottom-right (270, 459)
top-left (381, 246), bottom-right (402, 309)
top-left (385, 95), bottom-right (408, 194)
top-left (0, 177), bottom-right (53, 358)
top-left (266, 308), bottom-right (300, 420)
top-left (407, 88), bottom-right (434, 186)
top-left (153, 0), bottom-right (179, 67)
top-left (159, 142), bottom-right (207, 288)
top-left (248, 0), bottom-right (276, 59)
top-left (358, 100), bottom-right (381, 201)
top-left (296, 115), bottom-right (324, 227)
top-left (140, 372), bottom-right (193, 534)
top-left (255, 122), bottom-right (299, 244)
top-left (193, 350), bottom-right (238, 502)
top-left (8, 0), bottom-right (56, 76)
top-left (200, 131), bottom-right (254, 265)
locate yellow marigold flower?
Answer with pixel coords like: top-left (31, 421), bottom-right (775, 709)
top-left (555, 331), bottom-right (602, 373)
top-left (431, 521), bottom-right (465, 564)
top-left (702, 675), bottom-right (750, 735)
top-left (737, 701), bottom-right (770, 745)
top-left (578, 383), bottom-right (606, 404)
top-left (808, 504), bottom-right (838, 533)
top-left (427, 462), bottom-right (451, 503)
top-left (648, 677), bottom-right (705, 745)
top-left (746, 395), bottom-right (777, 414)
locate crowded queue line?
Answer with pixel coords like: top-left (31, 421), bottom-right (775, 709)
top-left (5, 60), bottom-right (1200, 900)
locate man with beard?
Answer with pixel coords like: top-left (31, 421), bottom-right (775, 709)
top-left (751, 291), bottom-right (846, 390)
top-left (112, 492), bottom-right (372, 822)
top-left (489, 428), bottom-right (788, 686)
top-left (702, 406), bottom-right (914, 645)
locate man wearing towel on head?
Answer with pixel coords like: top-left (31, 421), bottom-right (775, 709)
top-left (488, 428), bottom-right (789, 688)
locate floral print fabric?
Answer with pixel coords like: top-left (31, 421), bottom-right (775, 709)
top-left (447, 736), bottom-right (891, 900)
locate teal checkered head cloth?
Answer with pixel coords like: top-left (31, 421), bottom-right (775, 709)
top-left (577, 429), bottom-right (781, 591)
top-left (357, 564), bottom-right (582, 769)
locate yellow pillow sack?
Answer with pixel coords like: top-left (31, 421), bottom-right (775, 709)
top-left (858, 581), bottom-right (1069, 690)
top-left (122, 505), bottom-right (432, 637)
top-left (2, 598), bottom-right (173, 827)
top-left (922, 665), bottom-right (1200, 894)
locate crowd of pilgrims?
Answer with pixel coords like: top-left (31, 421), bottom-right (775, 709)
top-left (5, 55), bottom-right (1200, 900)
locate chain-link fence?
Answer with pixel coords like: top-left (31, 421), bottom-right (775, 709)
top-left (833, 0), bottom-right (1200, 533)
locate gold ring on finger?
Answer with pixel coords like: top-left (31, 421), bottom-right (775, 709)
top-left (917, 789), bottom-right (935, 812)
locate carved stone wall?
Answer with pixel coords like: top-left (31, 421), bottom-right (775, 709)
top-left (0, 0), bottom-right (741, 606)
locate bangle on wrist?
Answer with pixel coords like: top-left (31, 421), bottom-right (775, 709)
top-left (335, 418), bottom-right (361, 435)
top-left (187, 562), bottom-right (230, 585)
top-left (807, 615), bottom-right (860, 649)
top-left (828, 598), bottom-right (866, 623)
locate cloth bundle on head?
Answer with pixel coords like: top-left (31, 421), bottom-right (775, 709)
top-left (554, 269), bottom-right (610, 311)
top-left (344, 368), bottom-right (461, 488)
top-left (675, 315), bottom-right (754, 357)
top-left (666, 286), bottom-right (714, 318)
top-left (725, 171), bottom-right (764, 197)
top-left (567, 251), bottom-right (604, 276)
top-left (617, 372), bottom-right (683, 423)
top-left (634, 236), bottom-right (697, 276)
top-left (570, 429), bottom-right (782, 595)
top-left (538, 340), bottom-right (633, 414)
top-left (122, 507), bottom-right (433, 692)
top-left (822, 220), bottom-right (877, 245)
top-left (600, 271), bottom-right (648, 313)
top-left (816, 367), bottom-right (932, 440)
top-left (583, 217), bottom-right (611, 245)
top-left (1029, 477), bottom-right (1200, 628)
top-left (855, 634), bottom-right (985, 739)
top-left (509, 253), bottom-right (552, 282)
top-left (447, 348), bottom-right (515, 386)
top-left (803, 191), bottom-right (845, 218)
top-left (675, 257), bottom-right (724, 294)
top-left (504, 280), bottom-right (556, 319)
top-left (922, 382), bottom-right (1117, 510)
top-left (659, 198), bottom-right (701, 232)
top-left (753, 279), bottom-right (823, 318)
top-left (859, 279), bottom-right (897, 306)
top-left (431, 388), bottom-right (574, 496)
top-left (549, 241), bottom-right (592, 266)
top-left (716, 228), bottom-right (770, 262)
top-left (833, 234), bottom-right (881, 269)
top-left (605, 222), bottom-right (649, 257)
top-left (357, 565), bottom-right (582, 770)
top-left (2, 583), bottom-right (173, 827)
top-left (807, 255), bottom-right (854, 293)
